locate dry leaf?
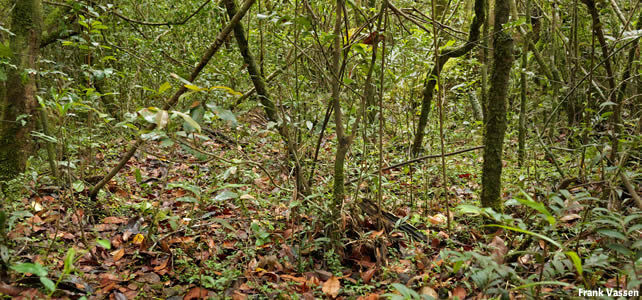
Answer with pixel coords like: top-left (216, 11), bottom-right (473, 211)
top-left (111, 248), bottom-right (125, 262)
top-left (183, 287), bottom-right (209, 300)
top-left (360, 268), bottom-right (376, 283)
top-left (322, 276), bottom-right (340, 298)
top-left (154, 258), bottom-right (169, 272)
top-left (452, 286), bottom-right (466, 299)
top-left (240, 194), bottom-right (254, 200)
top-left (560, 214), bottom-right (581, 222)
top-left (489, 236), bottom-right (508, 264)
top-left (357, 294), bottom-right (380, 300)
top-left (103, 217), bottom-right (127, 224)
top-left (281, 274), bottom-right (308, 283)
top-left (231, 290), bottom-right (247, 300)
top-left (428, 214), bottom-right (446, 224)
top-left (419, 286), bottom-right (438, 298)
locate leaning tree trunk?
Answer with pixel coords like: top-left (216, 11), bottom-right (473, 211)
top-left (481, 0), bottom-right (513, 211)
top-left (411, 0), bottom-right (484, 157)
top-left (0, 0), bottom-right (43, 181)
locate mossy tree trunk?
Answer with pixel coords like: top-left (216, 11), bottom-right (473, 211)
top-left (481, 0), bottom-right (513, 211)
top-left (0, 0), bottom-right (43, 181)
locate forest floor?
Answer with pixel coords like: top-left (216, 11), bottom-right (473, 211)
top-left (2, 114), bottom-right (637, 300)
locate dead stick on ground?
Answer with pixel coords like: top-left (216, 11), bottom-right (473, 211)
top-left (88, 0), bottom-right (257, 200)
top-left (348, 145), bottom-right (483, 184)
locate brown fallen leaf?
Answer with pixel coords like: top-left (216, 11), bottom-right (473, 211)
top-left (0, 281), bottom-right (22, 296)
top-left (154, 257), bottom-right (169, 272)
top-left (419, 286), bottom-right (438, 298)
top-left (183, 287), bottom-right (209, 300)
top-left (490, 236), bottom-right (508, 264)
top-left (560, 214), bottom-right (581, 222)
top-left (103, 216), bottom-right (127, 224)
top-left (428, 214), bottom-right (447, 225)
top-left (322, 276), bottom-right (341, 298)
top-left (281, 274), bottom-right (307, 283)
top-left (137, 272), bottom-right (160, 284)
top-left (231, 290), bottom-right (247, 300)
top-left (111, 248), bottom-right (125, 262)
top-left (452, 286), bottom-right (466, 299)
top-left (360, 267), bottom-right (376, 283)
top-left (357, 294), bottom-right (379, 300)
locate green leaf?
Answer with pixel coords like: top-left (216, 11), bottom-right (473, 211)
top-left (176, 196), bottom-right (198, 203)
top-left (484, 224), bottom-right (562, 248)
top-left (96, 238), bottom-right (111, 250)
top-left (40, 276), bottom-right (56, 292)
top-left (514, 190), bottom-right (555, 226)
top-left (565, 251), bottom-right (583, 276)
top-left (211, 218), bottom-right (235, 232)
top-left (184, 84), bottom-right (204, 91)
top-left (72, 181), bottom-right (85, 193)
top-left (596, 229), bottom-right (627, 240)
top-left (212, 191), bottom-right (238, 202)
top-left (513, 281), bottom-right (571, 290)
top-left (167, 182), bottom-right (201, 197)
top-left (172, 111), bottom-right (201, 133)
top-left (11, 263), bottom-right (48, 277)
top-left (456, 204), bottom-right (483, 216)
top-left (63, 248), bottom-right (76, 274)
top-left (158, 81), bottom-right (171, 94)
top-left (389, 283), bottom-right (416, 298)
top-left (205, 103), bottom-right (238, 126)
top-left (606, 243), bottom-right (633, 257)
top-left (209, 85), bottom-right (242, 96)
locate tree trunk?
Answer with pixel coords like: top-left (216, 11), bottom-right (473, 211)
top-left (481, 0), bottom-right (513, 211)
top-left (223, 0), bottom-right (308, 196)
top-left (331, 0), bottom-right (347, 233)
top-left (0, 0), bottom-right (43, 181)
top-left (411, 0), bottom-right (484, 156)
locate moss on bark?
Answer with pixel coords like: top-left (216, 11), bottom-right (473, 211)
top-left (0, 0), bottom-right (42, 181)
top-left (481, 0), bottom-right (513, 211)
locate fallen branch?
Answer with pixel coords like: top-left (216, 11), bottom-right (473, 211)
top-left (348, 146), bottom-right (484, 184)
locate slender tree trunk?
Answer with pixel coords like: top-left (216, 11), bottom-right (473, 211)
top-left (581, 0), bottom-right (618, 163)
top-left (518, 2), bottom-right (529, 168)
top-left (481, 0), bottom-right (513, 211)
top-left (0, 0), bottom-right (43, 181)
top-left (331, 0), bottom-right (348, 232)
top-left (480, 0), bottom-right (489, 120)
top-left (411, 0), bottom-right (484, 156)
top-left (223, 0), bottom-right (308, 195)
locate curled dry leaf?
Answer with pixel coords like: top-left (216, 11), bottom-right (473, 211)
top-left (361, 267), bottom-right (376, 283)
top-left (111, 248), bottom-right (125, 262)
top-left (489, 236), bottom-right (508, 264)
top-left (560, 213), bottom-right (581, 222)
top-left (322, 276), bottom-right (340, 298)
top-left (428, 214), bottom-right (447, 225)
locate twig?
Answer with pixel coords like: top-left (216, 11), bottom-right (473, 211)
top-left (348, 146), bottom-right (483, 184)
